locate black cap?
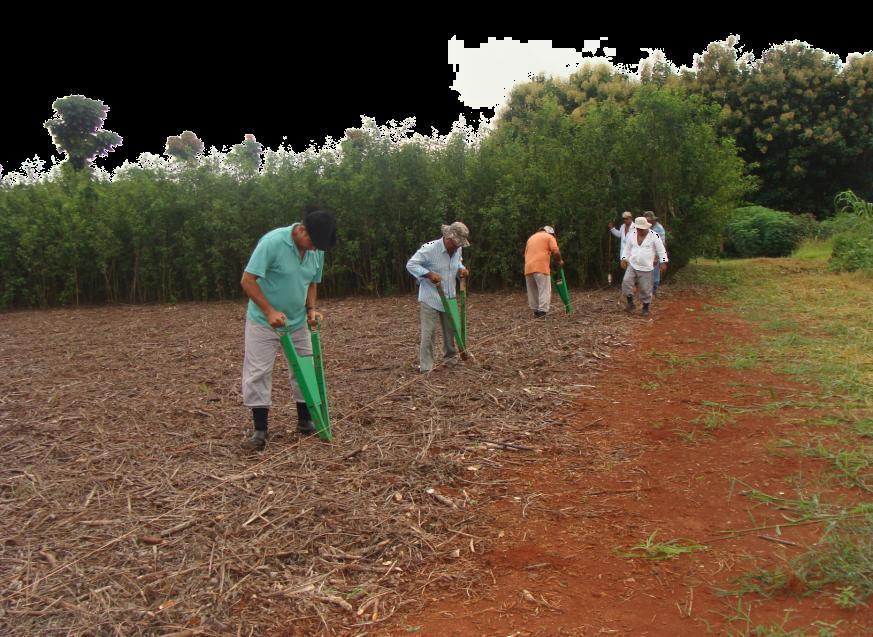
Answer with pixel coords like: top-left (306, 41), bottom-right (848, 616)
top-left (303, 209), bottom-right (337, 251)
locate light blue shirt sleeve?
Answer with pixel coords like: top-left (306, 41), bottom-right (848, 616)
top-left (244, 234), bottom-right (274, 278)
top-left (406, 243), bottom-right (432, 280)
top-left (406, 239), bottom-right (463, 311)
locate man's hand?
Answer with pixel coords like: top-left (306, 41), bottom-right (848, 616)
top-left (660, 263), bottom-right (668, 273)
top-left (620, 260), bottom-right (628, 270)
top-left (559, 259), bottom-right (565, 267)
top-left (267, 309), bottom-right (287, 328)
top-left (459, 268), bottom-right (469, 279)
top-left (425, 272), bottom-right (441, 284)
top-left (307, 308), bottom-right (323, 328)
top-left (607, 222), bottom-right (614, 229)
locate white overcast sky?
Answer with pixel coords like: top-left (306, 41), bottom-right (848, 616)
top-left (448, 35), bottom-right (873, 114)
top-left (447, 36), bottom-right (641, 111)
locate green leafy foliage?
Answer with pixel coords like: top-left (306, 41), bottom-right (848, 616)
top-left (43, 95), bottom-right (122, 171)
top-left (723, 206), bottom-right (803, 257)
top-left (1, 86), bottom-right (752, 307)
top-left (826, 191), bottom-right (873, 272)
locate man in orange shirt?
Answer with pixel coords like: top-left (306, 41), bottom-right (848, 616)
top-left (524, 226), bottom-right (564, 318)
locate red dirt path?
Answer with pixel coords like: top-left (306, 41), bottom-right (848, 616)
top-left (380, 292), bottom-right (872, 636)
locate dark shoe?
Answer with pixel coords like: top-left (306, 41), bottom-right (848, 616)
top-left (241, 430), bottom-right (266, 451)
top-left (624, 296), bottom-right (635, 313)
top-left (533, 310), bottom-right (546, 318)
top-left (297, 420), bottom-right (317, 436)
top-left (296, 402), bottom-right (317, 435)
top-left (642, 303), bottom-right (650, 317)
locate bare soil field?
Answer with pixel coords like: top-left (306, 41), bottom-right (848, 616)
top-left (3, 288), bottom-right (869, 636)
top-left (1, 290), bottom-right (628, 635)
top-left (381, 294), bottom-right (873, 636)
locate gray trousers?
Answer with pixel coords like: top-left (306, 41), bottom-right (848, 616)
top-left (525, 273), bottom-right (552, 312)
top-left (242, 319), bottom-right (312, 407)
top-left (622, 266), bottom-right (654, 304)
top-left (419, 304), bottom-right (458, 373)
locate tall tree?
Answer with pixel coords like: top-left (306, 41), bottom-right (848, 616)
top-left (43, 95), bottom-right (122, 171)
top-left (682, 38), bottom-right (873, 214)
top-left (227, 133), bottom-right (263, 176)
top-left (164, 130), bottom-right (205, 162)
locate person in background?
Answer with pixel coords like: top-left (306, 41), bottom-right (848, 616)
top-left (608, 211), bottom-right (634, 285)
top-left (643, 210), bottom-right (667, 296)
top-left (523, 225), bottom-right (564, 318)
top-left (620, 216), bottom-right (668, 317)
top-left (406, 222), bottom-right (470, 373)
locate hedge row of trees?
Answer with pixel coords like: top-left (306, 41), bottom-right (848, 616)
top-left (0, 84), bottom-right (752, 307)
top-left (504, 37), bottom-right (873, 216)
top-left (3, 38), bottom-right (870, 308)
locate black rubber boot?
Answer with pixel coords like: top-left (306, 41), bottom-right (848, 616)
top-left (625, 295), bottom-right (635, 313)
top-left (242, 429), bottom-right (266, 451)
top-left (642, 303), bottom-right (650, 317)
top-left (296, 402), bottom-right (316, 436)
top-left (242, 408), bottom-right (268, 450)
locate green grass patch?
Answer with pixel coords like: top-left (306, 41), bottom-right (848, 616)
top-left (740, 486), bottom-right (826, 516)
top-left (804, 442), bottom-right (873, 492)
top-left (792, 238), bottom-right (834, 261)
top-left (692, 406), bottom-right (736, 431)
top-left (675, 428), bottom-right (712, 444)
top-left (674, 256), bottom-right (873, 620)
top-left (721, 600), bottom-right (843, 636)
top-left (675, 258), bottom-right (872, 412)
top-left (729, 512), bottom-right (873, 605)
top-left (763, 318), bottom-right (800, 331)
top-left (653, 351), bottom-right (714, 370)
top-left (617, 530), bottom-right (707, 561)
top-left (730, 351), bottom-right (761, 369)
top-left (854, 418), bottom-right (873, 439)
top-left (766, 332), bottom-right (808, 349)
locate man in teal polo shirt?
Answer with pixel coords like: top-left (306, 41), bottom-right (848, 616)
top-left (240, 208), bottom-right (337, 451)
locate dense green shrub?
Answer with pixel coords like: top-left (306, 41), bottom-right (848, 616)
top-left (723, 206), bottom-right (802, 257)
top-left (830, 228), bottom-right (873, 273)
top-left (1, 88), bottom-right (752, 307)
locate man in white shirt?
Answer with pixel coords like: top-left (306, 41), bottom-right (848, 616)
top-left (608, 211), bottom-right (634, 242)
top-left (607, 211), bottom-right (633, 285)
top-left (621, 217), bottom-right (668, 317)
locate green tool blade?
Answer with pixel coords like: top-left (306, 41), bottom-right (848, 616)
top-left (278, 327), bottom-right (332, 441)
top-left (436, 287), bottom-right (466, 351)
top-left (552, 267), bottom-right (572, 313)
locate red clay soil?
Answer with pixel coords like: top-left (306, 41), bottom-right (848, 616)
top-left (381, 292), bottom-right (873, 636)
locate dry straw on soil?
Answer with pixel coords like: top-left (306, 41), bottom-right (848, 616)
top-left (0, 290), bottom-right (631, 635)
